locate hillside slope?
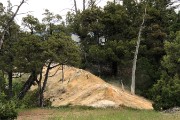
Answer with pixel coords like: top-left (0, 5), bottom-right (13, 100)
top-left (35, 66), bottom-right (153, 109)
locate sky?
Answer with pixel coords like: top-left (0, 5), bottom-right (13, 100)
top-left (1, 0), bottom-right (113, 25)
top-left (1, 0), bottom-right (179, 26)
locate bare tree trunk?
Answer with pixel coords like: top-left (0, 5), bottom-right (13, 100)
top-left (83, 0), bottom-right (86, 11)
top-left (38, 67), bottom-right (43, 107)
top-left (121, 79), bottom-right (125, 91)
top-left (40, 61), bottom-right (52, 107)
top-left (74, 0), bottom-right (78, 14)
top-left (131, 4), bottom-right (147, 95)
top-left (61, 64), bottom-right (64, 83)
top-left (0, 0), bottom-right (25, 49)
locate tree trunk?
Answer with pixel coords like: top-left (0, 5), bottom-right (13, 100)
top-left (112, 61), bottom-right (118, 76)
top-left (83, 0), bottom-right (86, 11)
top-left (131, 4), bottom-right (147, 95)
top-left (8, 71), bottom-right (13, 98)
top-left (61, 64), bottom-right (64, 83)
top-left (74, 0), bottom-right (78, 14)
top-left (40, 61), bottom-right (52, 107)
top-left (18, 70), bottom-right (37, 99)
top-left (98, 61), bottom-right (101, 77)
top-left (121, 79), bottom-right (125, 91)
top-left (38, 67), bottom-right (43, 107)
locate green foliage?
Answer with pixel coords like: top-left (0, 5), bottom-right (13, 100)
top-left (16, 88), bottom-right (50, 108)
top-left (0, 21), bottom-right (20, 72)
top-left (89, 45), bottom-right (105, 62)
top-left (0, 71), bottom-right (5, 92)
top-left (151, 73), bottom-right (180, 110)
top-left (19, 89), bottom-right (39, 108)
top-left (151, 32), bottom-right (180, 110)
top-left (0, 93), bottom-right (17, 119)
top-left (42, 34), bottom-right (81, 66)
top-left (136, 57), bottom-right (161, 97)
top-left (22, 14), bottom-right (40, 34)
top-left (67, 0), bottom-right (179, 90)
top-left (103, 2), bottom-right (133, 40)
top-left (14, 34), bottom-right (44, 73)
top-left (0, 0), bottom-right (179, 112)
top-left (0, 101), bottom-right (18, 120)
top-left (162, 31), bottom-right (180, 75)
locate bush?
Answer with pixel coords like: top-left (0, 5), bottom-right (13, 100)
top-left (15, 89), bottom-right (39, 108)
top-left (0, 71), bottom-right (6, 93)
top-left (151, 73), bottom-right (180, 110)
top-left (17, 89), bottom-right (52, 108)
top-left (11, 80), bottom-right (39, 108)
top-left (0, 93), bottom-right (18, 120)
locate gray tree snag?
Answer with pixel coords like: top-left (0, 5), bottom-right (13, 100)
top-left (131, 4), bottom-right (147, 95)
top-left (121, 79), bottom-right (125, 91)
top-left (0, 0), bottom-right (26, 49)
top-left (61, 64), bottom-right (64, 83)
top-left (73, 0), bottom-right (78, 14)
top-left (83, 0), bottom-right (86, 11)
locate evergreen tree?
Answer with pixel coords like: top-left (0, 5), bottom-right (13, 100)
top-left (151, 31), bottom-right (180, 110)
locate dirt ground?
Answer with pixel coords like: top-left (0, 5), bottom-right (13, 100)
top-left (17, 109), bottom-right (56, 120)
top-left (31, 65), bottom-right (153, 110)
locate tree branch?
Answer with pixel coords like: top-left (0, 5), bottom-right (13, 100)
top-left (49, 63), bottom-right (60, 69)
top-left (0, 0), bottom-right (26, 49)
top-left (49, 66), bottom-right (61, 77)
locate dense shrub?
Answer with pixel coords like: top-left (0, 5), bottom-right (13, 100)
top-left (0, 71), bottom-right (5, 93)
top-left (20, 89), bottom-right (39, 108)
top-left (16, 88), bottom-right (51, 108)
top-left (0, 93), bottom-right (18, 120)
top-left (151, 73), bottom-right (180, 110)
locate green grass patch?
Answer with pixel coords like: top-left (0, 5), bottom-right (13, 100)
top-left (48, 107), bottom-right (180, 120)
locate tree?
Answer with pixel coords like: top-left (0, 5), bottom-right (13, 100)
top-left (15, 34), bottom-right (44, 100)
top-left (89, 45), bottom-right (105, 76)
top-left (135, 0), bottom-right (179, 96)
top-left (0, 0), bottom-right (25, 49)
top-left (26, 9), bottom-right (81, 107)
top-left (42, 9), bottom-right (62, 36)
top-left (103, 2), bottom-right (131, 40)
top-left (22, 14), bottom-right (40, 35)
top-left (39, 34), bottom-right (81, 107)
top-left (16, 15), bottom-right (44, 100)
top-left (0, 19), bottom-right (20, 98)
top-left (83, 0), bottom-right (86, 11)
top-left (131, 2), bottom-right (147, 95)
top-left (151, 31), bottom-right (180, 110)
top-left (88, 0), bottom-right (96, 9)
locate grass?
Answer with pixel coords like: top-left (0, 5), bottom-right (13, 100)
top-left (47, 106), bottom-right (180, 120)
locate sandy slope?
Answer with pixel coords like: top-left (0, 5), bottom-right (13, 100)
top-left (34, 66), bottom-right (153, 109)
